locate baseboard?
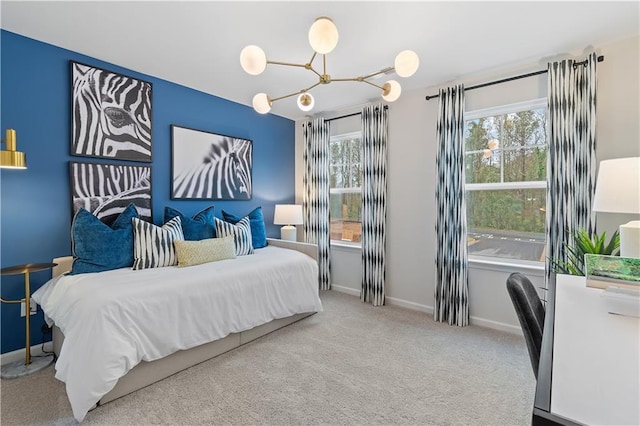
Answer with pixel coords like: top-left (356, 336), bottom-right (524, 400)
top-left (330, 284), bottom-right (360, 297)
top-left (330, 285), bottom-right (521, 335)
top-left (469, 316), bottom-right (522, 335)
top-left (1, 342), bottom-right (54, 366)
top-left (385, 295), bottom-right (434, 314)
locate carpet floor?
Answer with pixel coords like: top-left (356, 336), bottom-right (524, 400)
top-left (1, 290), bottom-right (535, 425)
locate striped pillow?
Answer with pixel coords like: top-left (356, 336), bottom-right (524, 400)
top-left (214, 216), bottom-right (254, 256)
top-left (132, 216), bottom-right (184, 270)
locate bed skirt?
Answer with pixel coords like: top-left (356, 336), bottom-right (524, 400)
top-left (53, 311), bottom-right (315, 404)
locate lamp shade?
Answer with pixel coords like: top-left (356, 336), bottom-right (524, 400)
top-left (1, 129), bottom-right (27, 169)
top-left (394, 50), bottom-right (419, 78)
top-left (593, 157), bottom-right (640, 214)
top-left (252, 93), bottom-right (271, 114)
top-left (297, 93), bottom-right (315, 111)
top-left (308, 17), bottom-right (339, 54)
top-left (382, 80), bottom-right (401, 102)
top-left (240, 45), bottom-right (267, 75)
top-left (274, 204), bottom-right (303, 225)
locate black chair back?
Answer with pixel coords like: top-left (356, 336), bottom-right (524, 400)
top-left (506, 272), bottom-right (545, 379)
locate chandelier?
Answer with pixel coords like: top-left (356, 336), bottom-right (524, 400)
top-left (240, 16), bottom-right (419, 114)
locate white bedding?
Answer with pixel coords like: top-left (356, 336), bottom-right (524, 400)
top-left (32, 246), bottom-right (322, 422)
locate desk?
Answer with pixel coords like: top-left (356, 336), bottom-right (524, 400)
top-left (533, 274), bottom-right (640, 425)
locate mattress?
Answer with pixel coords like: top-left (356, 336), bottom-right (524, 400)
top-left (33, 246), bottom-right (322, 421)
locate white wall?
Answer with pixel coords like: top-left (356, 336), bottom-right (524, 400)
top-left (295, 35), bottom-right (640, 333)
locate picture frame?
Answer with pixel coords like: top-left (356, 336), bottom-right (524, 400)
top-left (69, 161), bottom-right (152, 224)
top-left (70, 61), bottom-right (153, 162)
top-left (171, 125), bottom-right (253, 200)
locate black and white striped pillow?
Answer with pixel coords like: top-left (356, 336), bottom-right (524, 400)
top-left (132, 216), bottom-right (185, 270)
top-left (214, 216), bottom-right (254, 256)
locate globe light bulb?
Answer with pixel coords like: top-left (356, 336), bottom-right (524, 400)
top-left (252, 93), bottom-right (271, 114)
top-left (382, 80), bottom-right (401, 102)
top-left (297, 93), bottom-right (315, 111)
top-left (394, 50), bottom-right (419, 78)
top-left (308, 17), bottom-right (339, 54)
top-left (240, 45), bottom-right (267, 75)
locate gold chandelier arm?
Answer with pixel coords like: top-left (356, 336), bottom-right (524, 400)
top-left (330, 77), bottom-right (361, 82)
top-left (323, 55), bottom-right (327, 75)
top-left (361, 67), bottom-right (394, 80)
top-left (270, 82), bottom-right (323, 103)
top-left (362, 79), bottom-right (385, 90)
top-left (267, 60), bottom-right (309, 68)
top-left (309, 52), bottom-right (317, 64)
top-left (327, 76), bottom-right (384, 90)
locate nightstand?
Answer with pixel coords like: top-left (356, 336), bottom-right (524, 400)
top-left (1, 262), bottom-right (57, 378)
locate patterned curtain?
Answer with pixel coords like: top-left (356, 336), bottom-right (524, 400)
top-left (303, 118), bottom-right (331, 290)
top-left (546, 53), bottom-right (598, 281)
top-left (360, 104), bottom-right (388, 306)
top-left (434, 85), bottom-right (468, 327)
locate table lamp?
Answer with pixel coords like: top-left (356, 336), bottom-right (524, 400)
top-left (274, 204), bottom-right (303, 241)
top-left (592, 157), bottom-right (640, 258)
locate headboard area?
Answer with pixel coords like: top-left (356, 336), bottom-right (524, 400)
top-left (53, 256), bottom-right (73, 278)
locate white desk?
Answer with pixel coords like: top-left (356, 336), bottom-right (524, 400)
top-left (550, 274), bottom-right (639, 425)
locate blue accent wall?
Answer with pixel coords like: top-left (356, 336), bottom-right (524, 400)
top-left (0, 31), bottom-right (295, 353)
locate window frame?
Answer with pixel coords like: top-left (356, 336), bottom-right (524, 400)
top-left (464, 98), bottom-right (548, 265)
top-left (329, 130), bottom-right (363, 248)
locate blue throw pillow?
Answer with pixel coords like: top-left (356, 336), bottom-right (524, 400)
top-left (70, 203), bottom-right (139, 275)
top-left (163, 206), bottom-right (215, 241)
top-left (221, 206), bottom-right (267, 249)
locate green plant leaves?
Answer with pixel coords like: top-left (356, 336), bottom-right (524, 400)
top-left (549, 228), bottom-right (620, 276)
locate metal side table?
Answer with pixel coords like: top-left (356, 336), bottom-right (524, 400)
top-left (1, 262), bottom-right (57, 378)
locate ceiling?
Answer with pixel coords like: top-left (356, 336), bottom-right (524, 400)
top-left (1, 1), bottom-right (638, 120)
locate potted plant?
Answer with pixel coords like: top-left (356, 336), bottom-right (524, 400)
top-left (550, 228), bottom-right (620, 276)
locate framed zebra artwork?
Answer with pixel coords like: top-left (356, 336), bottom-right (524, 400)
top-left (69, 161), bottom-right (152, 224)
top-left (70, 61), bottom-right (153, 162)
top-left (171, 125), bottom-right (253, 200)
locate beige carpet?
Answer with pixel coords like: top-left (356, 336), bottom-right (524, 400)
top-left (1, 291), bottom-right (535, 425)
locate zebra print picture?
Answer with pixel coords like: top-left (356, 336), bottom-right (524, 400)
top-left (71, 61), bottom-right (153, 162)
top-left (171, 125), bottom-right (252, 200)
top-left (70, 161), bottom-right (152, 224)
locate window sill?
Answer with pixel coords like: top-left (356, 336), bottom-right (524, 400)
top-left (469, 256), bottom-right (545, 276)
top-left (330, 241), bottom-right (361, 251)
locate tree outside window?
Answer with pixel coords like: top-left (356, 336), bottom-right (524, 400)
top-left (329, 132), bottom-right (362, 243)
top-left (465, 101), bottom-right (547, 262)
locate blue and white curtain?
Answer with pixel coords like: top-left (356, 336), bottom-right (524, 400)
top-left (546, 53), bottom-right (598, 281)
top-left (303, 118), bottom-right (331, 290)
top-left (360, 104), bottom-right (388, 306)
top-left (434, 85), bottom-right (468, 327)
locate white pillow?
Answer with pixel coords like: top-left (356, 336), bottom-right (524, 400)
top-left (214, 216), bottom-right (254, 256)
top-left (132, 216), bottom-right (184, 270)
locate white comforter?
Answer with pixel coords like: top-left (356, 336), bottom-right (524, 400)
top-left (33, 246), bottom-right (322, 422)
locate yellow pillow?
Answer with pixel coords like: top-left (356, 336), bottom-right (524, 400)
top-left (174, 236), bottom-right (236, 267)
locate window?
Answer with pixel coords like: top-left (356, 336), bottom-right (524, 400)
top-left (329, 131), bottom-right (362, 244)
top-left (465, 99), bottom-right (547, 262)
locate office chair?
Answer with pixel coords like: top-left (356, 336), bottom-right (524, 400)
top-left (506, 272), bottom-right (545, 379)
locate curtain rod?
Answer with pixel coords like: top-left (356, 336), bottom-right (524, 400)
top-left (302, 105), bottom-right (389, 125)
top-left (424, 55), bottom-right (604, 101)
top-left (326, 105), bottom-right (389, 122)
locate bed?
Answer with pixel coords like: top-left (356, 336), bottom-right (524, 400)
top-left (32, 238), bottom-right (322, 422)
